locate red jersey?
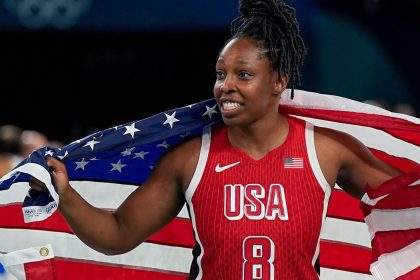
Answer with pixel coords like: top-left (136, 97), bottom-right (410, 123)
top-left (185, 116), bottom-right (331, 279)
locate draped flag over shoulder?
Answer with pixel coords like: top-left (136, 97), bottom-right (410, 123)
top-left (0, 89), bottom-right (419, 280)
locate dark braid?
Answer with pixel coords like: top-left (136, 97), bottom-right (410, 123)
top-left (230, 0), bottom-right (306, 98)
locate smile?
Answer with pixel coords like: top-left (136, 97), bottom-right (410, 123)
top-left (222, 101), bottom-right (241, 111)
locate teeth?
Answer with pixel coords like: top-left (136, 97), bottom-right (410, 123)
top-left (222, 101), bottom-right (240, 110)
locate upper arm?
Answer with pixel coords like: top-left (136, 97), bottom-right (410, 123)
top-left (110, 136), bottom-right (201, 252)
top-left (315, 126), bottom-right (401, 199)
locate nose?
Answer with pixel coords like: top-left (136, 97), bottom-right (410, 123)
top-left (220, 75), bottom-right (235, 94)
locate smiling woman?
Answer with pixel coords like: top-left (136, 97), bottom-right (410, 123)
top-left (214, 38), bottom-right (289, 128)
top-left (20, 0), bottom-right (411, 279)
top-left (0, 0), bottom-right (419, 279)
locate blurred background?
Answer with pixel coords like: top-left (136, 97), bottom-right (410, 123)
top-left (0, 0), bottom-right (419, 145)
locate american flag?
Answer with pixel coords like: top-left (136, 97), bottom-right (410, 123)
top-left (283, 157), bottom-right (304, 169)
top-left (0, 89), bottom-right (419, 280)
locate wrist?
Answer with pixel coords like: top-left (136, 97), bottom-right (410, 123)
top-left (58, 184), bottom-right (74, 206)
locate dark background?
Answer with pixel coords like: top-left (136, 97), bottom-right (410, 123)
top-left (0, 0), bottom-right (419, 144)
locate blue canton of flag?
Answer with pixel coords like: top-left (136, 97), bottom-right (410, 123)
top-left (283, 157), bottom-right (304, 169)
top-left (0, 99), bottom-right (221, 222)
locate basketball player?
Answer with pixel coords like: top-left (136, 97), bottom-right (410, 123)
top-left (30, 0), bottom-right (402, 278)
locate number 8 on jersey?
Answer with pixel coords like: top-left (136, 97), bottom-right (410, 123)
top-left (243, 236), bottom-right (275, 280)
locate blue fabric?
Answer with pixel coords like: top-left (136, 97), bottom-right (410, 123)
top-left (0, 98), bottom-right (220, 220)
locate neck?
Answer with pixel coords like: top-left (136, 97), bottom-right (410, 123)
top-left (227, 113), bottom-right (289, 160)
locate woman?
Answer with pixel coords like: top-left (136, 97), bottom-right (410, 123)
top-left (31, 0), bottom-right (401, 278)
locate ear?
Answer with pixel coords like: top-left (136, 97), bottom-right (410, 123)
top-left (274, 75), bottom-right (289, 94)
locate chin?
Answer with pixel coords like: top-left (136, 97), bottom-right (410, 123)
top-left (221, 116), bottom-right (244, 127)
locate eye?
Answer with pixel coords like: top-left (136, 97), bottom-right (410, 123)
top-left (238, 71), bottom-right (252, 79)
top-left (215, 70), bottom-right (225, 80)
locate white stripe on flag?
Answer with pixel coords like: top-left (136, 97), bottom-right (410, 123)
top-left (0, 181), bottom-right (191, 219)
top-left (0, 228), bottom-right (192, 273)
top-left (370, 239), bottom-right (420, 280)
top-left (365, 207), bottom-right (420, 239)
top-left (321, 217), bottom-right (371, 248)
top-left (0, 244), bottom-right (54, 266)
top-left (282, 89), bottom-right (420, 124)
top-left (298, 117), bottom-right (420, 163)
top-left (320, 268), bottom-right (373, 280)
top-left (409, 179), bottom-right (420, 186)
top-left (0, 182), bottom-right (30, 205)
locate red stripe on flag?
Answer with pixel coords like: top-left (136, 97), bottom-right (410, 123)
top-left (279, 106), bottom-right (420, 146)
top-left (53, 258), bottom-right (188, 280)
top-left (397, 265), bottom-right (420, 280)
top-left (319, 240), bottom-right (371, 274)
top-left (327, 189), bottom-right (364, 222)
top-left (370, 149), bottom-right (420, 173)
top-left (148, 218), bottom-right (194, 248)
top-left (371, 229), bottom-right (420, 263)
top-left (366, 170), bottom-right (420, 199)
top-left (0, 204), bottom-right (195, 248)
top-left (360, 171), bottom-right (420, 217)
top-left (24, 259), bottom-right (57, 280)
top-left (0, 204), bottom-right (73, 234)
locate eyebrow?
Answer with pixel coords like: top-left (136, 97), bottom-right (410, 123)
top-left (216, 58), bottom-right (252, 66)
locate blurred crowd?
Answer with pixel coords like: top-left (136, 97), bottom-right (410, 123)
top-left (363, 100), bottom-right (417, 117)
top-left (0, 125), bottom-right (63, 177)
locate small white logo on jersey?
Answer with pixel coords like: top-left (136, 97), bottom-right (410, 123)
top-left (215, 161), bottom-right (241, 172)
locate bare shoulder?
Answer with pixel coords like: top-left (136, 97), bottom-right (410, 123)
top-left (314, 126), bottom-right (368, 160)
top-left (314, 125), bottom-right (390, 169)
top-left (313, 126), bottom-right (400, 198)
top-left (312, 126), bottom-right (359, 187)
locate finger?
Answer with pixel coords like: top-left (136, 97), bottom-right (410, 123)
top-left (29, 177), bottom-right (46, 191)
top-left (46, 156), bottom-right (58, 168)
top-left (46, 157), bottom-right (63, 172)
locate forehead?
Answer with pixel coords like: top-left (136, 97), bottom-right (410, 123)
top-left (217, 38), bottom-right (267, 65)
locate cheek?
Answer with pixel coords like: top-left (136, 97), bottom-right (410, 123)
top-left (250, 85), bottom-right (274, 107)
top-left (213, 82), bottom-right (221, 97)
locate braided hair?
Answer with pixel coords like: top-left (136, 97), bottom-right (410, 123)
top-left (230, 0), bottom-right (306, 98)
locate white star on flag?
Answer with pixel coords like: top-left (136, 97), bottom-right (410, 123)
top-left (121, 148), bottom-right (135, 156)
top-left (75, 158), bottom-right (89, 171)
top-left (157, 141), bottom-right (170, 149)
top-left (163, 112), bottom-right (180, 128)
top-left (134, 151), bottom-right (149, 159)
top-left (202, 105), bottom-right (218, 118)
top-left (83, 140), bottom-right (100, 151)
top-left (123, 123), bottom-right (140, 138)
top-left (110, 160), bottom-right (127, 173)
top-left (57, 151), bottom-right (68, 160)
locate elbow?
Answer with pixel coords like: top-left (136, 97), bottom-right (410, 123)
top-left (99, 241), bottom-right (145, 256)
top-left (102, 250), bottom-right (121, 256)
top-left (101, 247), bottom-right (128, 256)
top-left (99, 244), bottom-right (130, 256)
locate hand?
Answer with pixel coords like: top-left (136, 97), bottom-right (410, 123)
top-left (28, 157), bottom-right (70, 196)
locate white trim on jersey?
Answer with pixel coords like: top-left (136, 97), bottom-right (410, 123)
top-left (185, 124), bottom-right (213, 280)
top-left (305, 122), bottom-right (330, 192)
top-left (305, 122), bottom-right (332, 270)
